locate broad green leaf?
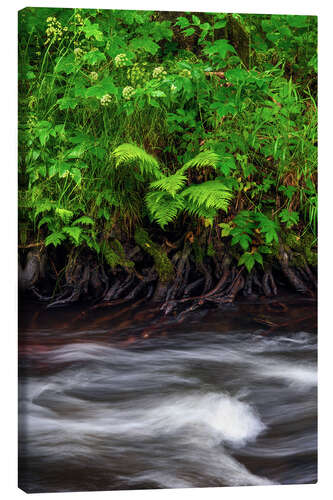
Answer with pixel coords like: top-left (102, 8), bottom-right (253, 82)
top-left (57, 97), bottom-right (78, 110)
top-left (130, 37), bottom-right (160, 55)
top-left (83, 50), bottom-right (106, 65)
top-left (175, 17), bottom-right (190, 29)
top-left (279, 209), bottom-right (299, 228)
top-left (238, 252), bottom-right (255, 272)
top-left (82, 19), bottom-right (103, 41)
top-left (54, 54), bottom-right (77, 74)
top-left (192, 15), bottom-right (201, 26)
top-left (204, 39), bottom-right (236, 59)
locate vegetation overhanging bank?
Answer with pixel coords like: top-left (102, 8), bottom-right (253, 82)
top-left (18, 9), bottom-right (317, 316)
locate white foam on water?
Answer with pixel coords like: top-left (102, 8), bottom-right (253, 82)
top-left (256, 360), bottom-right (317, 389)
top-left (19, 332), bottom-right (316, 490)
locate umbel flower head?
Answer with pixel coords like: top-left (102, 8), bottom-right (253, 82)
top-left (100, 94), bottom-right (112, 106)
top-left (115, 53), bottom-right (129, 68)
top-left (45, 16), bottom-right (67, 44)
top-left (127, 62), bottom-right (149, 87)
top-left (179, 69), bottom-right (192, 78)
top-left (152, 66), bottom-right (167, 79)
top-left (74, 47), bottom-right (84, 58)
top-left (89, 71), bottom-right (98, 81)
top-left (122, 86), bottom-right (136, 100)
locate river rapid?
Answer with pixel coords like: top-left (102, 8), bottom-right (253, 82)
top-left (18, 297), bottom-right (317, 493)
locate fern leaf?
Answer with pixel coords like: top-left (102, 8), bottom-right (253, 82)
top-left (149, 171), bottom-right (187, 197)
top-left (45, 231), bottom-right (67, 247)
top-left (37, 216), bottom-right (53, 230)
top-left (182, 197), bottom-right (218, 222)
top-left (55, 207), bottom-right (74, 223)
top-left (34, 200), bottom-right (55, 219)
top-left (112, 143), bottom-right (163, 180)
top-left (145, 191), bottom-right (184, 228)
top-left (73, 216), bottom-right (95, 226)
top-left (181, 151), bottom-right (221, 173)
top-left (81, 233), bottom-right (100, 253)
top-left (182, 180), bottom-right (233, 213)
top-left (62, 226), bottom-right (82, 245)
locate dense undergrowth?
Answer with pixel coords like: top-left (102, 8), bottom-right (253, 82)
top-left (18, 8), bottom-right (317, 312)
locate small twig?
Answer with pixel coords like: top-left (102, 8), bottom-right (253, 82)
top-left (18, 241), bottom-right (44, 249)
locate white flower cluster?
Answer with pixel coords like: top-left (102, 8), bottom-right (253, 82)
top-left (28, 96), bottom-right (37, 109)
top-left (45, 16), bottom-right (67, 45)
top-left (27, 114), bottom-right (37, 134)
top-left (89, 72), bottom-right (98, 81)
top-left (100, 94), bottom-right (112, 106)
top-left (115, 53), bottom-right (129, 68)
top-left (74, 12), bottom-right (84, 26)
top-left (152, 66), bottom-right (167, 79)
top-left (179, 69), bottom-right (192, 78)
top-left (122, 86), bottom-right (136, 100)
top-left (74, 47), bottom-right (84, 58)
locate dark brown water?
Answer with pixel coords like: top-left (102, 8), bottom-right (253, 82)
top-left (18, 297), bottom-right (317, 493)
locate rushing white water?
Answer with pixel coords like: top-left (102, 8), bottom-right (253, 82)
top-left (19, 324), bottom-right (317, 493)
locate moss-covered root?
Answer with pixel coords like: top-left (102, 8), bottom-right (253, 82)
top-left (101, 239), bottom-right (135, 272)
top-left (135, 227), bottom-right (174, 302)
top-left (278, 245), bottom-right (311, 295)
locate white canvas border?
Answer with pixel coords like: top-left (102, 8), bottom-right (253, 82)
top-left (2, 1), bottom-right (331, 498)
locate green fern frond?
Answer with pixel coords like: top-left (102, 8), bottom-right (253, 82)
top-left (72, 216), bottom-right (95, 226)
top-left (55, 207), bottom-right (74, 223)
top-left (149, 171), bottom-right (187, 197)
top-left (181, 150), bottom-right (220, 173)
top-left (182, 180), bottom-right (233, 213)
top-left (37, 216), bottom-right (53, 229)
top-left (112, 143), bottom-right (163, 180)
top-left (33, 200), bottom-right (55, 219)
top-left (62, 226), bottom-right (82, 245)
top-left (182, 197), bottom-right (218, 222)
top-left (145, 191), bottom-right (184, 229)
top-left (45, 231), bottom-right (67, 247)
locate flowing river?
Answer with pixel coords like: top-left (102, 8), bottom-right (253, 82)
top-left (18, 297), bottom-right (317, 493)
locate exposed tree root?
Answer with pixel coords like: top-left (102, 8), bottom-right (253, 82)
top-left (279, 246), bottom-right (313, 295)
top-left (19, 248), bottom-right (46, 292)
top-left (20, 237), bottom-right (317, 317)
top-left (184, 277), bottom-right (205, 298)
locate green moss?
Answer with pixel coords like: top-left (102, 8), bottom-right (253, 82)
top-left (101, 239), bottom-right (134, 271)
top-left (134, 228), bottom-right (174, 282)
top-left (282, 231), bottom-right (317, 267)
top-left (207, 242), bottom-right (216, 257)
top-left (192, 240), bottom-right (204, 264)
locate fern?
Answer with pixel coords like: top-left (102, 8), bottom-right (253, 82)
top-left (149, 171), bottom-right (187, 197)
top-left (33, 200), bottom-right (55, 220)
top-left (72, 216), bottom-right (95, 226)
top-left (55, 207), bottom-right (74, 223)
top-left (62, 226), bottom-right (82, 245)
top-left (145, 191), bottom-right (184, 228)
top-left (112, 143), bottom-right (163, 180)
top-left (45, 231), bottom-right (67, 247)
top-left (37, 215), bottom-right (53, 229)
top-left (181, 150), bottom-right (221, 173)
top-left (182, 198), bottom-right (218, 223)
top-left (182, 180), bottom-right (233, 213)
